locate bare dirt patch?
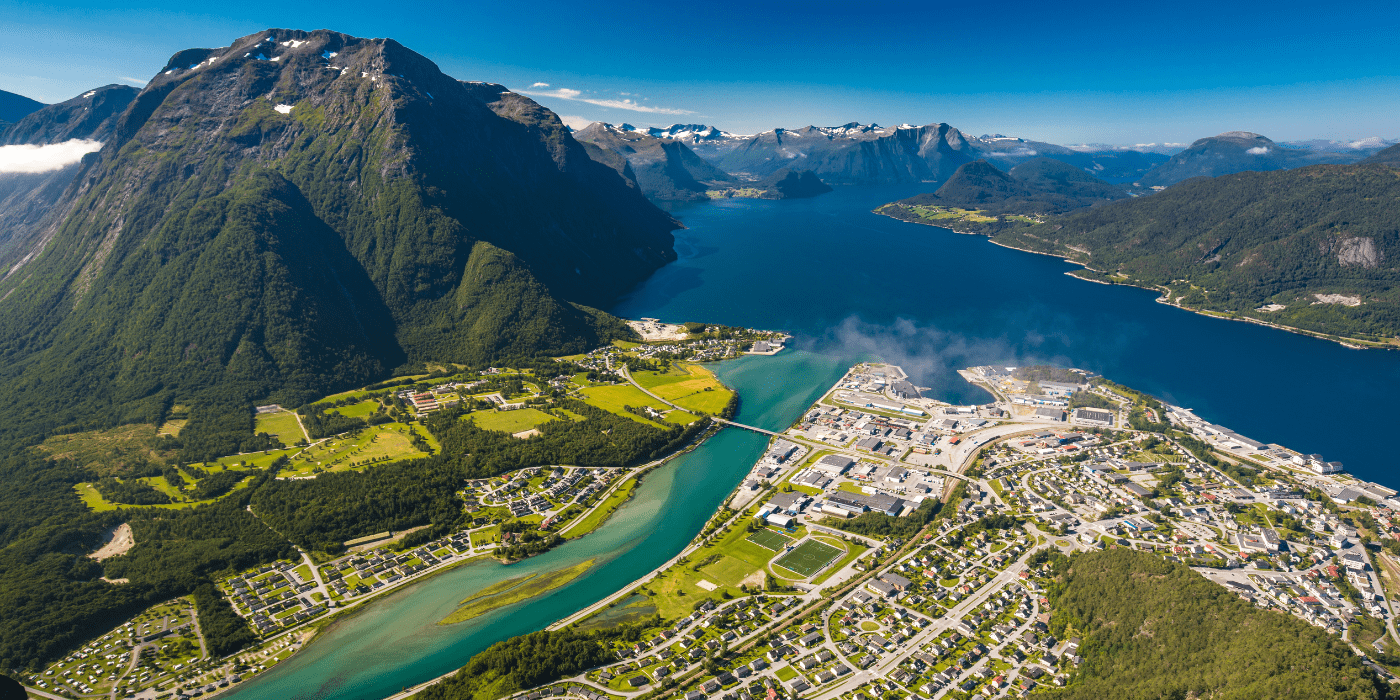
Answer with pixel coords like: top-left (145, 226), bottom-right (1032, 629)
top-left (90, 523), bottom-right (135, 561)
top-left (1312, 293), bottom-right (1362, 307)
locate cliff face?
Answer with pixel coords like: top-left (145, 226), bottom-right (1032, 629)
top-left (574, 122), bottom-right (733, 201)
top-left (716, 122), bottom-right (978, 184)
top-left (0, 85), bottom-right (139, 262)
top-left (0, 29), bottom-right (679, 439)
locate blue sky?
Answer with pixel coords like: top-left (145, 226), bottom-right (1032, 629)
top-left (2, 0), bottom-right (1397, 144)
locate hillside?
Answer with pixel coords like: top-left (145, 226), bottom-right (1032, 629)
top-left (0, 88), bottom-right (44, 123)
top-left (881, 158), bottom-right (1126, 218)
top-left (0, 84), bottom-right (140, 262)
top-left (883, 162), bottom-right (1400, 345)
top-left (1041, 549), bottom-right (1390, 699)
top-left (755, 168), bottom-right (831, 198)
top-left (1138, 131), bottom-right (1372, 187)
top-left (1361, 144), bottom-right (1400, 165)
top-left (574, 122), bottom-right (733, 201)
top-left (0, 29), bottom-right (678, 452)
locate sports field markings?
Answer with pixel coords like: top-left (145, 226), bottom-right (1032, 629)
top-left (747, 528), bottom-right (795, 551)
top-left (774, 539), bottom-right (844, 578)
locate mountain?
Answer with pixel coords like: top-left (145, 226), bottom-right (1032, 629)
top-left (971, 137), bottom-right (1170, 184)
top-left (951, 162), bottom-right (1400, 344)
top-left (715, 123), bottom-right (978, 184)
top-left (0, 29), bottom-right (678, 448)
top-left (1137, 131), bottom-right (1373, 187)
top-left (755, 169), bottom-right (831, 199)
top-left (887, 157), bottom-right (1127, 216)
top-left (1361, 143), bottom-right (1400, 165)
top-left (638, 124), bottom-right (747, 160)
top-left (0, 88), bottom-right (44, 123)
top-left (574, 122), bottom-right (733, 201)
top-left (0, 84), bottom-right (140, 262)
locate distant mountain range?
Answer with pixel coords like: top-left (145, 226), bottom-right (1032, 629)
top-left (573, 122), bottom-right (734, 201)
top-left (882, 158), bottom-right (1400, 346)
top-left (0, 88), bottom-right (45, 124)
top-left (1136, 132), bottom-right (1378, 187)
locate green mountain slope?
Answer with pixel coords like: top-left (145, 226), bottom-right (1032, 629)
top-left (1138, 131), bottom-right (1371, 187)
top-left (0, 85), bottom-right (139, 264)
top-left (882, 157), bottom-right (1127, 218)
top-left (1042, 549), bottom-right (1390, 699)
top-left (885, 163), bottom-right (1400, 344)
top-left (0, 29), bottom-right (677, 447)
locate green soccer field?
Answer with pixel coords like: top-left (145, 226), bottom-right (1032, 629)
top-left (774, 539), bottom-right (843, 577)
top-left (746, 529), bottom-right (794, 551)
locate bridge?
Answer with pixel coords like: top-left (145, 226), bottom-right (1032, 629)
top-left (619, 364), bottom-right (974, 483)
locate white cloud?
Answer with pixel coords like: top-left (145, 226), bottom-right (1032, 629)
top-left (0, 139), bottom-right (102, 174)
top-left (530, 82), bottom-right (550, 88)
top-left (1246, 146), bottom-right (1270, 155)
top-left (118, 76), bottom-right (147, 86)
top-left (558, 115), bottom-right (596, 131)
top-left (519, 86), bottom-right (694, 115)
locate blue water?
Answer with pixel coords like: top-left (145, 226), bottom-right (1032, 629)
top-left (223, 352), bottom-right (843, 700)
top-left (227, 182), bottom-right (1400, 699)
top-left (617, 184), bottom-right (1400, 485)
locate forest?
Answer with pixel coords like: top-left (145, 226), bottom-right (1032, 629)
top-left (416, 625), bottom-right (650, 700)
top-left (1041, 549), bottom-right (1391, 699)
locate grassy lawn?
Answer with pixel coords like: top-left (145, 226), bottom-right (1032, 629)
top-left (255, 410), bottom-right (306, 444)
top-left (810, 542), bottom-right (867, 585)
top-left (633, 363), bottom-right (734, 415)
top-left (330, 400), bottom-right (380, 419)
top-left (581, 385), bottom-right (671, 428)
top-left (643, 516), bottom-right (780, 619)
top-left (469, 407), bottom-right (556, 434)
top-left (774, 665), bottom-right (797, 682)
top-left (280, 424), bottom-right (427, 476)
top-left (74, 473), bottom-right (259, 512)
top-left (774, 539), bottom-right (844, 578)
top-left (664, 411), bottom-right (702, 425)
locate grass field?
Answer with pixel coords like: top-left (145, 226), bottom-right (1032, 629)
top-left (469, 407), bottom-right (556, 434)
top-left (810, 542), bottom-right (867, 585)
top-left (439, 560), bottom-right (594, 625)
top-left (634, 363), bottom-right (734, 415)
top-left (747, 529), bottom-right (794, 551)
top-left (330, 400), bottom-right (380, 419)
top-left (255, 411), bottom-right (306, 444)
top-left (39, 423), bottom-right (178, 474)
top-left (581, 385), bottom-right (671, 428)
top-left (563, 477), bottom-right (635, 538)
top-left (774, 539), bottom-right (844, 578)
top-left (279, 424), bottom-right (427, 476)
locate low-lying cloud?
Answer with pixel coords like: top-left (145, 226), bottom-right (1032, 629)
top-left (518, 86), bottom-right (694, 115)
top-left (0, 139), bottom-right (102, 174)
top-left (1246, 146), bottom-right (1270, 155)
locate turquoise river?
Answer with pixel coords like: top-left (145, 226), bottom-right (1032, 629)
top-left (226, 183), bottom-right (1400, 699)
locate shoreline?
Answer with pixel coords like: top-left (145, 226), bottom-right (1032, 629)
top-left (218, 367), bottom-right (739, 698)
top-left (876, 208), bottom-right (1390, 352)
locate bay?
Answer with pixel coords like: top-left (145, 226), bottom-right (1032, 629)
top-left (617, 184), bottom-right (1400, 487)
top-left (226, 181), bottom-right (1400, 699)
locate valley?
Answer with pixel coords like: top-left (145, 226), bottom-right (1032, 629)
top-left (0, 14), bottom-right (1399, 700)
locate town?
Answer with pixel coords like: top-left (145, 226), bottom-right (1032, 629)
top-left (22, 353), bottom-right (1400, 700)
top-left (459, 361), bottom-right (1400, 700)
